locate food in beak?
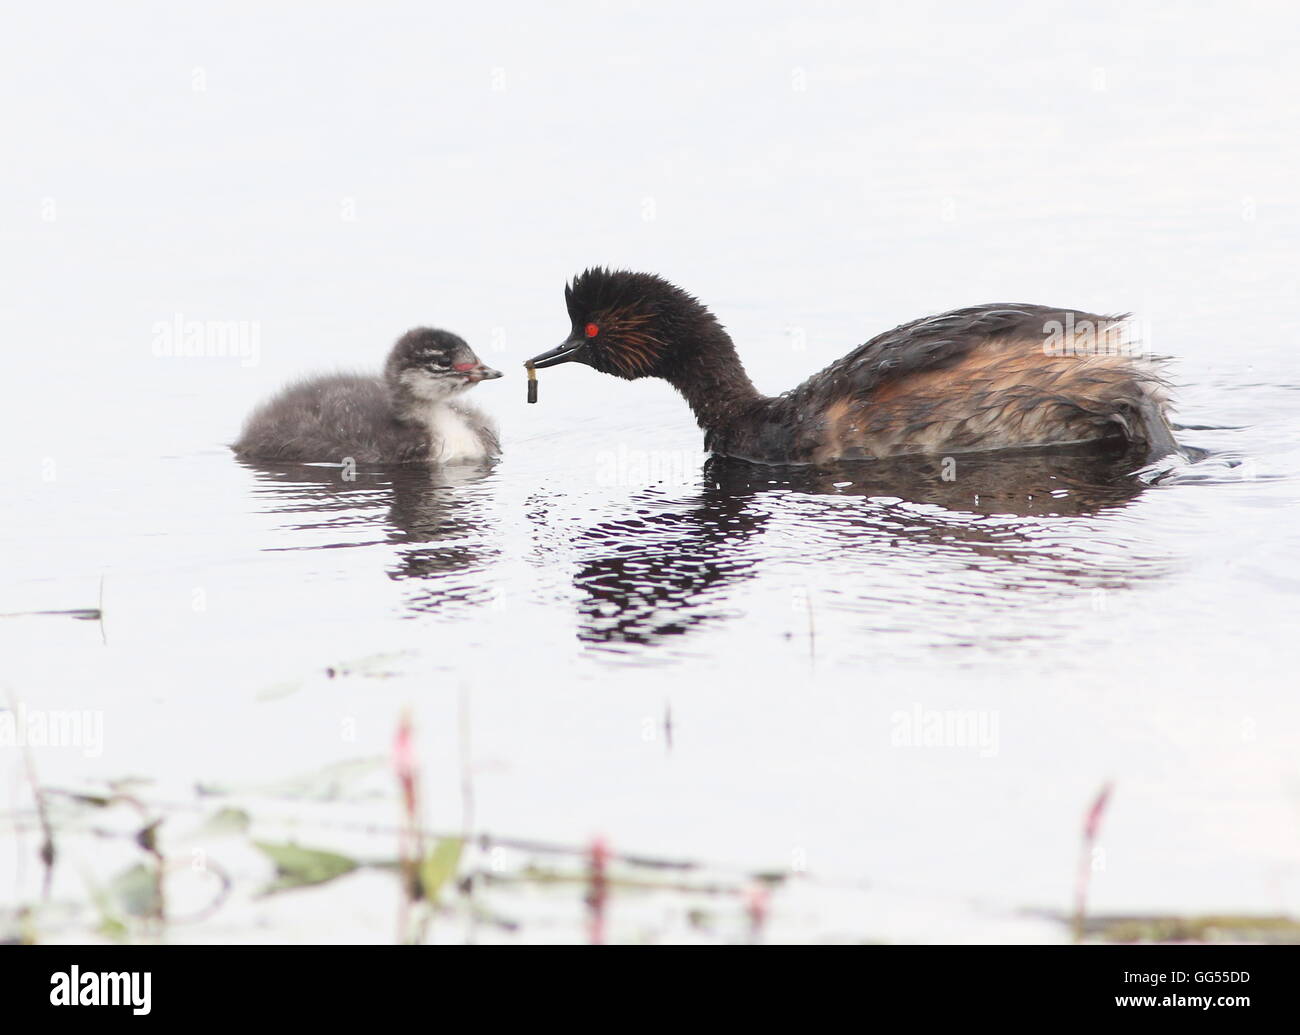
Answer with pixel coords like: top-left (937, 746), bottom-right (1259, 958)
top-left (526, 363), bottom-right (538, 404)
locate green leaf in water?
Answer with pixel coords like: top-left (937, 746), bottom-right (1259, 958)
top-left (255, 840), bottom-right (359, 895)
top-left (109, 863), bottom-right (162, 919)
top-left (419, 838), bottom-right (463, 903)
top-left (189, 806), bottom-right (251, 840)
top-left (200, 757), bottom-right (386, 802)
top-left (63, 792), bottom-right (114, 808)
top-left (82, 879), bottom-right (130, 943)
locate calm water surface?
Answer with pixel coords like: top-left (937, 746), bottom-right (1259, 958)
top-left (3, 1), bottom-right (1299, 941)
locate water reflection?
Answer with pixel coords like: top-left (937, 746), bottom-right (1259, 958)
top-left (238, 444), bottom-right (1179, 657)
top-left (561, 443), bottom-right (1172, 652)
top-left (237, 458), bottom-right (499, 613)
top-left (566, 483), bottom-right (769, 647)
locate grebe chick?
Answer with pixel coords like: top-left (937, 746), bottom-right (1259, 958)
top-left (526, 269), bottom-right (1182, 465)
top-left (234, 328), bottom-right (502, 465)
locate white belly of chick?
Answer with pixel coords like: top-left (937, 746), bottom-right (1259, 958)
top-left (426, 404), bottom-right (487, 463)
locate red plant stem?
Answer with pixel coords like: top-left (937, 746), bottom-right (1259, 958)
top-left (587, 837), bottom-right (609, 945)
top-left (745, 883), bottom-right (770, 944)
top-left (393, 710), bottom-right (422, 940)
top-left (1073, 781), bottom-right (1113, 942)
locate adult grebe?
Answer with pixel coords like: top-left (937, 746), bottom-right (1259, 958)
top-left (525, 269), bottom-right (1180, 465)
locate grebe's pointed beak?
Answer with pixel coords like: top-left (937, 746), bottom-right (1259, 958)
top-left (525, 337), bottom-right (586, 369)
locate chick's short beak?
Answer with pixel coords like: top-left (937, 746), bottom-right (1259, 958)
top-left (463, 364), bottom-right (503, 382)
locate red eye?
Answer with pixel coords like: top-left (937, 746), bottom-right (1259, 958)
top-left (585, 323), bottom-right (599, 338)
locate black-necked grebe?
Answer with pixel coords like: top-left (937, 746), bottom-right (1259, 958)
top-left (234, 328), bottom-right (502, 464)
top-left (525, 269), bottom-right (1181, 465)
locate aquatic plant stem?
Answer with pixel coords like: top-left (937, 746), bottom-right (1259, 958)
top-left (1073, 782), bottom-right (1114, 942)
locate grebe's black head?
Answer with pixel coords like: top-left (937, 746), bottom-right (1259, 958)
top-left (385, 328), bottom-right (502, 401)
top-left (525, 268), bottom-right (721, 381)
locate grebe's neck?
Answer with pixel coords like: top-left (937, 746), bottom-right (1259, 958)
top-left (663, 323), bottom-right (764, 432)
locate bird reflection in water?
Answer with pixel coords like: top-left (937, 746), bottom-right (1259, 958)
top-left (557, 441), bottom-right (1172, 653)
top-left (236, 458), bottom-right (499, 614)
top-left (239, 441), bottom-right (1177, 654)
